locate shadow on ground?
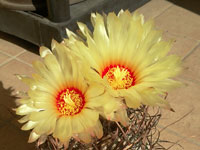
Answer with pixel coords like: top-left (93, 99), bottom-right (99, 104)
top-left (0, 81), bottom-right (35, 150)
top-left (167, 0), bottom-right (200, 15)
top-left (0, 31), bottom-right (39, 55)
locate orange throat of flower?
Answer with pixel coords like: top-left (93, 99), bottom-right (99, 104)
top-left (56, 88), bottom-right (85, 116)
top-left (102, 65), bottom-right (136, 90)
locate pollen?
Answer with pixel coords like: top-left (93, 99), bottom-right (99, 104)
top-left (56, 88), bottom-right (85, 116)
top-left (102, 65), bottom-right (135, 90)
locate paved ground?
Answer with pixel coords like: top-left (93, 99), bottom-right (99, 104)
top-left (0, 0), bottom-right (200, 149)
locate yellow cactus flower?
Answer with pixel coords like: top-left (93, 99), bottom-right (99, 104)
top-left (15, 40), bottom-right (105, 146)
top-left (64, 10), bottom-right (182, 111)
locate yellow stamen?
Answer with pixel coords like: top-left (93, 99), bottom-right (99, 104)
top-left (103, 65), bottom-right (135, 90)
top-left (56, 88), bottom-right (85, 116)
top-left (63, 93), bottom-right (76, 107)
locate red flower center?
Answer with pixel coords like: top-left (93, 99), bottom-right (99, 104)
top-left (56, 88), bottom-right (85, 116)
top-left (102, 65), bottom-right (136, 90)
